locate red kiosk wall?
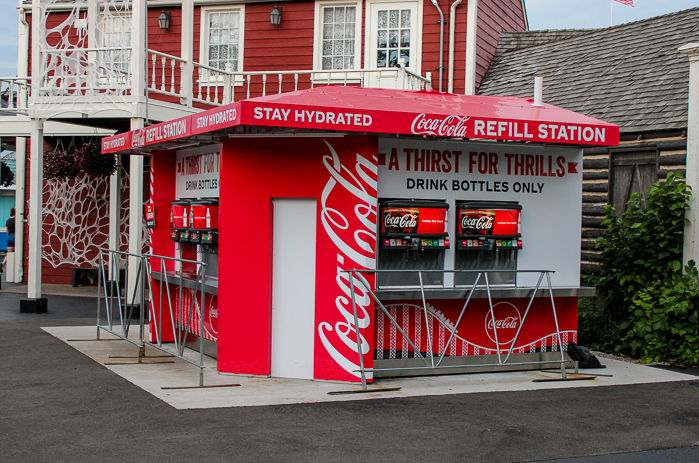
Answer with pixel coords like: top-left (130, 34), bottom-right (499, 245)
top-left (148, 150), bottom-right (177, 343)
top-left (217, 136), bottom-right (378, 382)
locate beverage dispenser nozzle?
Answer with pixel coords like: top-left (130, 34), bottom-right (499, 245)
top-left (410, 237), bottom-right (420, 251)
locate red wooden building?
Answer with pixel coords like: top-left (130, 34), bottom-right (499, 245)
top-left (2, 0), bottom-right (527, 306)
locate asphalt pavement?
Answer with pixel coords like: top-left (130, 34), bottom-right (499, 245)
top-left (1, 289), bottom-right (699, 462)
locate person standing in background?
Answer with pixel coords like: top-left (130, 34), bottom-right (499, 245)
top-left (3, 208), bottom-right (15, 269)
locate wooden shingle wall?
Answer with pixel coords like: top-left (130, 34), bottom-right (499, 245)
top-left (580, 134), bottom-right (688, 278)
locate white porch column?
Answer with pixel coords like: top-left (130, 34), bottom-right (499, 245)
top-left (680, 43), bottom-right (699, 267)
top-left (14, 6), bottom-right (30, 284)
top-left (13, 137), bottom-right (27, 283)
top-left (181, 0), bottom-right (194, 107)
top-left (127, 118), bottom-right (145, 299)
top-left (464, 0), bottom-right (478, 95)
top-left (27, 119), bottom-right (44, 299)
top-left (131, 0), bottom-right (146, 104)
top-left (108, 156), bottom-right (121, 278)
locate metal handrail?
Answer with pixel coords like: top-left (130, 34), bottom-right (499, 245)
top-left (345, 268), bottom-right (569, 390)
top-left (96, 248), bottom-right (209, 386)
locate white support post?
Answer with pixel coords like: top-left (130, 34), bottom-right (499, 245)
top-left (31, 3), bottom-right (42, 102)
top-left (14, 7), bottom-right (29, 284)
top-left (181, 0), bottom-right (194, 107)
top-left (680, 43), bottom-right (699, 268)
top-left (131, 0), bottom-right (146, 105)
top-left (13, 137), bottom-right (27, 283)
top-left (128, 118), bottom-right (145, 300)
top-left (464, 0), bottom-right (478, 95)
top-left (27, 119), bottom-right (44, 299)
top-left (87, 0), bottom-right (97, 91)
top-left (108, 156), bottom-right (121, 278)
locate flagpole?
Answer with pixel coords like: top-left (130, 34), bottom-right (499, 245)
top-left (611, 0), bottom-right (613, 27)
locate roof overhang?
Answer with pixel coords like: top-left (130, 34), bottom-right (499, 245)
top-left (102, 86), bottom-right (620, 155)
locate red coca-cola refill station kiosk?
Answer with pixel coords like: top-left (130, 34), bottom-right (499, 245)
top-left (103, 87), bottom-right (619, 383)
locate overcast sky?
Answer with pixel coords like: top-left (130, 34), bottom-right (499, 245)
top-left (526, 0), bottom-right (698, 30)
top-left (0, 0), bottom-right (697, 76)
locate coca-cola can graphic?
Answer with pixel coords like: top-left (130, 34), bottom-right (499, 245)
top-left (170, 200), bottom-right (190, 230)
top-left (382, 207), bottom-right (420, 234)
top-left (460, 210), bottom-right (496, 235)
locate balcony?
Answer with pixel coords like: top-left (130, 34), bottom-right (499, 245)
top-left (147, 50), bottom-right (432, 107)
top-left (26, 46), bottom-right (432, 121)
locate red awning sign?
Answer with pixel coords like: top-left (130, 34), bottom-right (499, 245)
top-left (102, 87), bottom-right (620, 154)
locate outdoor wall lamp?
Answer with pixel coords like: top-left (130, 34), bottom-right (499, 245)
top-left (270, 6), bottom-right (282, 26)
top-left (158, 10), bottom-right (171, 30)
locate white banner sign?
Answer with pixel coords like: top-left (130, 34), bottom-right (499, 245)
top-left (175, 147), bottom-right (220, 199)
top-left (377, 139), bottom-right (584, 287)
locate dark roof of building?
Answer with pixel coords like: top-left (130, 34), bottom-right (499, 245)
top-left (477, 7), bottom-right (699, 134)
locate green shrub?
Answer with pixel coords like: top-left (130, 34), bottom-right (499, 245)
top-left (584, 173), bottom-right (699, 365)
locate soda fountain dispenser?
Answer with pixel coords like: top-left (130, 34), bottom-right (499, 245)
top-left (190, 199), bottom-right (219, 248)
top-left (454, 202), bottom-right (522, 286)
top-left (170, 199), bottom-right (191, 243)
top-left (377, 200), bottom-right (450, 288)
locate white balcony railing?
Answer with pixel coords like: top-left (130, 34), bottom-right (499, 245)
top-left (0, 77), bottom-right (31, 114)
top-left (147, 49), bottom-right (432, 108)
top-left (38, 47), bottom-right (132, 97)
top-left (31, 47), bottom-right (432, 112)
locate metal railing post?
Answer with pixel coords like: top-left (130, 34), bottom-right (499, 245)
top-left (418, 271), bottom-right (434, 368)
top-left (349, 271), bottom-right (368, 390)
top-left (484, 272), bottom-right (503, 364)
top-left (199, 263), bottom-right (206, 387)
top-left (138, 256), bottom-right (146, 363)
top-left (436, 272), bottom-right (481, 366)
top-left (503, 272), bottom-right (545, 364)
top-left (96, 250), bottom-right (103, 340)
top-left (546, 272), bottom-right (567, 378)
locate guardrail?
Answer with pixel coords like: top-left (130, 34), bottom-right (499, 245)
top-left (38, 47), bottom-right (132, 96)
top-left (146, 49), bottom-right (432, 107)
top-left (0, 77), bottom-right (30, 114)
top-left (96, 248), bottom-right (209, 386)
top-left (345, 269), bottom-right (570, 390)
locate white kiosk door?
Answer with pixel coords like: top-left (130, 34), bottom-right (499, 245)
top-left (271, 199), bottom-right (317, 379)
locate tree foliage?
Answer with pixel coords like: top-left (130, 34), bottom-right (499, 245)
top-left (582, 173), bottom-right (699, 365)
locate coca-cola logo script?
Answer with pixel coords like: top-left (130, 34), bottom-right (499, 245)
top-left (461, 214), bottom-right (494, 232)
top-left (484, 302), bottom-right (521, 346)
top-left (411, 113), bottom-right (470, 137)
top-left (317, 140), bottom-right (377, 381)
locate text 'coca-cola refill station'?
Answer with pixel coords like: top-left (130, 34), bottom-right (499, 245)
top-left (101, 86), bottom-right (620, 384)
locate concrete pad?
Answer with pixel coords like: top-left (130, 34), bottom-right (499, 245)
top-left (43, 325), bottom-right (698, 410)
top-left (2, 283), bottom-right (99, 298)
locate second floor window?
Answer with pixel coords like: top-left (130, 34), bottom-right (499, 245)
top-left (204, 9), bottom-right (242, 72)
top-left (99, 9), bottom-right (132, 74)
top-left (321, 6), bottom-right (357, 70)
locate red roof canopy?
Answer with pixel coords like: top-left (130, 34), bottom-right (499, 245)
top-left (102, 86), bottom-right (620, 154)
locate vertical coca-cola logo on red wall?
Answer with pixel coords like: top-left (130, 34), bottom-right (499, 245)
top-left (317, 140), bottom-right (378, 381)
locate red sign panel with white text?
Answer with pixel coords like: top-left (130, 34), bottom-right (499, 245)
top-left (458, 209), bottom-right (521, 236)
top-left (381, 206), bottom-right (449, 236)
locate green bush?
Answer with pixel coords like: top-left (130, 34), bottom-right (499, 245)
top-left (585, 173), bottom-right (699, 365)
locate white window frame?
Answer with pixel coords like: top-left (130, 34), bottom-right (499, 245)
top-left (199, 5), bottom-right (246, 86)
top-left (364, 0), bottom-right (423, 75)
top-left (97, 8), bottom-right (133, 76)
top-left (313, 0), bottom-right (363, 82)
